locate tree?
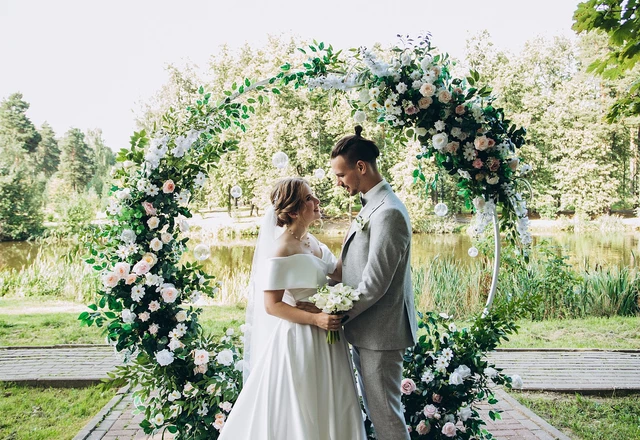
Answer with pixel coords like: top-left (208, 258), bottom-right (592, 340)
top-left (573, 0), bottom-right (640, 120)
top-left (0, 93), bottom-right (41, 157)
top-left (58, 128), bottom-right (95, 191)
top-left (85, 128), bottom-right (115, 197)
top-left (36, 122), bottom-right (60, 177)
top-left (0, 93), bottom-right (45, 240)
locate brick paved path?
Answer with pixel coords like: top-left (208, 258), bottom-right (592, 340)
top-left (74, 387), bottom-right (569, 440)
top-left (7, 346), bottom-right (638, 439)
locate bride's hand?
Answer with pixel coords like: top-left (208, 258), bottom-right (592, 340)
top-left (296, 302), bottom-right (321, 313)
top-left (313, 313), bottom-right (343, 331)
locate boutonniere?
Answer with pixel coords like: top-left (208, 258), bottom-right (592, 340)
top-left (354, 215), bottom-right (370, 232)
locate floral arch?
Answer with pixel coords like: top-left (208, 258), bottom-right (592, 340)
top-left (81, 35), bottom-right (531, 439)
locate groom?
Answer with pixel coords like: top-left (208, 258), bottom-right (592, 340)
top-left (331, 126), bottom-right (417, 440)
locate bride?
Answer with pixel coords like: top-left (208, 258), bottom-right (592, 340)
top-left (219, 177), bottom-right (367, 439)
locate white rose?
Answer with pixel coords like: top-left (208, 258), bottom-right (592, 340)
top-left (150, 238), bottom-right (163, 252)
top-left (449, 371), bottom-right (464, 385)
top-left (234, 359), bottom-right (245, 372)
top-left (442, 422), bottom-right (457, 438)
top-left (420, 55), bottom-right (432, 71)
top-left (511, 374), bottom-right (524, 389)
top-left (167, 390), bottom-right (181, 402)
top-left (353, 110), bottom-right (366, 123)
top-left (473, 196), bottom-right (486, 211)
top-left (156, 349), bottom-right (174, 366)
top-left (484, 367), bottom-right (498, 378)
top-left (432, 133), bottom-right (448, 151)
top-left (220, 401), bottom-right (233, 412)
top-left (458, 406), bottom-right (472, 421)
top-left (216, 349), bottom-right (234, 366)
top-left (454, 364), bottom-right (472, 379)
top-left (357, 88), bottom-right (370, 104)
top-left (415, 127), bottom-right (427, 137)
top-left (437, 89), bottom-right (452, 103)
top-left (113, 262), bottom-right (130, 279)
top-left (176, 310), bottom-right (188, 322)
top-left (486, 175), bottom-right (500, 185)
top-left (161, 232), bottom-right (173, 244)
top-left (147, 216), bottom-right (160, 230)
top-left (132, 260), bottom-right (151, 275)
top-left (193, 349), bottom-right (210, 366)
top-left (102, 272), bottom-right (120, 288)
top-left (120, 229), bottom-right (136, 244)
top-left (161, 284), bottom-right (179, 303)
top-left (121, 309), bottom-right (136, 324)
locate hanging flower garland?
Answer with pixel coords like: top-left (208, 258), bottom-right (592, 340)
top-left (82, 36), bottom-right (530, 440)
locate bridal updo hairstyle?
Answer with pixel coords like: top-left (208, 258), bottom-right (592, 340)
top-left (270, 177), bottom-right (309, 227)
top-left (331, 125), bottom-right (380, 168)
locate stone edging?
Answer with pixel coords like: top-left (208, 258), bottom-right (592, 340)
top-left (72, 385), bottom-right (129, 440)
top-left (495, 388), bottom-right (572, 440)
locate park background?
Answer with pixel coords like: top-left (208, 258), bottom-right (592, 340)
top-left (0, 0), bottom-right (639, 439)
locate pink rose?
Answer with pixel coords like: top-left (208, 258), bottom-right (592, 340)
top-left (487, 157), bottom-right (501, 172)
top-left (474, 135), bottom-right (490, 151)
top-left (162, 180), bottom-right (176, 194)
top-left (455, 104), bottom-right (466, 115)
top-left (142, 201), bottom-right (157, 216)
top-left (423, 404), bottom-right (438, 419)
top-left (124, 274), bottom-right (137, 285)
top-left (401, 378), bottom-right (417, 395)
top-left (453, 87), bottom-right (463, 95)
top-left (418, 96), bottom-right (432, 109)
top-left (437, 89), bottom-right (452, 103)
top-left (444, 141), bottom-right (460, 154)
top-left (404, 104), bottom-right (419, 115)
top-left (442, 422), bottom-right (457, 437)
top-left (417, 420), bottom-right (431, 435)
top-left (432, 393), bottom-right (443, 403)
top-left (472, 158), bottom-right (484, 169)
top-left (487, 137), bottom-right (496, 148)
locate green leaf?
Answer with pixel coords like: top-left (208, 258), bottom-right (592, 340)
top-left (272, 88), bottom-right (281, 95)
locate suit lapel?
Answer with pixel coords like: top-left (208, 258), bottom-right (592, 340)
top-left (341, 189), bottom-right (390, 256)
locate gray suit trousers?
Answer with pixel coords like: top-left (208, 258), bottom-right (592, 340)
top-left (352, 346), bottom-right (409, 440)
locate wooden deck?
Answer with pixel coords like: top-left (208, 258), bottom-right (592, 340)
top-left (487, 349), bottom-right (640, 394)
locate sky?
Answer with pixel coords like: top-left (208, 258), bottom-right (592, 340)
top-left (0, 0), bottom-right (582, 151)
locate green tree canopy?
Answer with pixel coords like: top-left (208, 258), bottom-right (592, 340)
top-left (58, 128), bottom-right (95, 191)
top-left (573, 0), bottom-right (640, 119)
top-left (36, 122), bottom-right (60, 177)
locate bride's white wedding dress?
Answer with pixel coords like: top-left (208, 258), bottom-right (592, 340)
top-left (219, 244), bottom-right (367, 440)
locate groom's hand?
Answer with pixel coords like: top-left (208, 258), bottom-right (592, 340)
top-left (296, 302), bottom-right (321, 314)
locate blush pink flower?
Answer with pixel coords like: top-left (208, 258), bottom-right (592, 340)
top-left (417, 420), bottom-right (431, 435)
top-left (401, 378), bottom-right (417, 395)
top-left (472, 158), bottom-right (484, 169)
top-left (142, 201), bottom-right (157, 216)
top-left (455, 104), bottom-right (466, 115)
top-left (162, 180), bottom-right (176, 194)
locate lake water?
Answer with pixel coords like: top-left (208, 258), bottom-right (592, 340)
top-left (1, 232), bottom-right (637, 272)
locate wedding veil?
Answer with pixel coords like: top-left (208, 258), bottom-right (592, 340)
top-left (243, 205), bottom-right (283, 381)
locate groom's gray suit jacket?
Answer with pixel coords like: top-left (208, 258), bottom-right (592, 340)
top-left (342, 181), bottom-right (417, 350)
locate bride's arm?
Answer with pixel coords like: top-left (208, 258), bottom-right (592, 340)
top-left (328, 259), bottom-right (342, 282)
top-left (264, 289), bottom-right (342, 331)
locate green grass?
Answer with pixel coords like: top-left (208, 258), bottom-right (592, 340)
top-left (513, 392), bottom-right (640, 440)
top-left (0, 382), bottom-right (114, 440)
top-left (0, 304), bottom-right (246, 346)
top-left (499, 317), bottom-right (640, 350)
top-left (1, 301), bottom-right (638, 349)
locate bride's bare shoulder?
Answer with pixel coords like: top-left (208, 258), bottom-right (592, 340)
top-left (272, 234), bottom-right (298, 258)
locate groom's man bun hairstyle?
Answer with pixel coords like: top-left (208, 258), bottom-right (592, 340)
top-left (271, 177), bottom-right (308, 227)
top-left (331, 125), bottom-right (380, 168)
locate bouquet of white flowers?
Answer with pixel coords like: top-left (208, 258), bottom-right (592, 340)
top-left (309, 283), bottom-right (361, 344)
